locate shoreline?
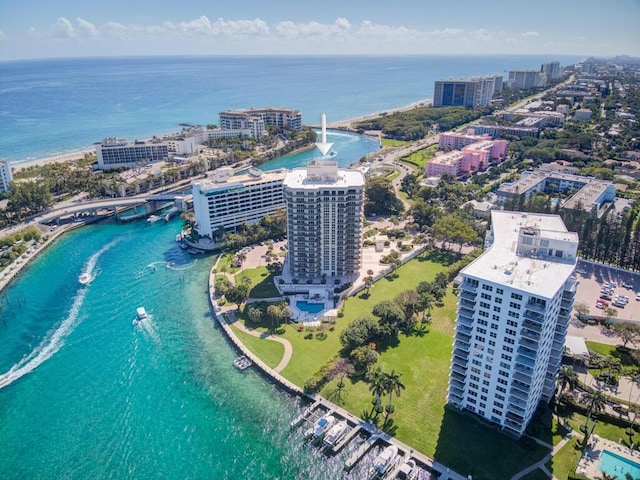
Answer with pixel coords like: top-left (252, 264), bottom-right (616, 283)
top-left (8, 99), bottom-right (431, 173)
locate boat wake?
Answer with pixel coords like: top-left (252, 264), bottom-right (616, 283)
top-left (78, 238), bottom-right (121, 285)
top-left (0, 240), bottom-right (120, 390)
top-left (0, 288), bottom-right (87, 390)
top-left (165, 260), bottom-right (197, 271)
top-left (133, 314), bottom-right (160, 344)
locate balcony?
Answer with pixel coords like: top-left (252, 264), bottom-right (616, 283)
top-left (459, 298), bottom-right (476, 310)
top-left (526, 301), bottom-right (547, 314)
top-left (459, 289), bottom-right (477, 301)
top-left (523, 309), bottom-right (545, 324)
top-left (459, 305), bottom-right (475, 317)
top-left (520, 330), bottom-right (540, 344)
top-left (457, 331), bottom-right (471, 343)
top-left (516, 354), bottom-right (536, 368)
top-left (456, 324), bottom-right (472, 335)
top-left (448, 383), bottom-right (464, 397)
top-left (451, 364), bottom-right (467, 377)
top-left (522, 320), bottom-right (542, 334)
top-left (450, 377), bottom-right (465, 390)
top-left (517, 346), bottom-right (538, 360)
top-left (452, 349), bottom-right (469, 364)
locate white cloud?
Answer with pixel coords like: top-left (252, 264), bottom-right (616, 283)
top-left (0, 30), bottom-right (6, 40)
top-left (76, 17), bottom-right (99, 37)
top-left (54, 17), bottom-right (74, 38)
top-left (521, 31), bottom-right (540, 37)
top-left (430, 28), bottom-right (465, 38)
top-left (173, 16), bottom-right (269, 37)
top-left (471, 29), bottom-right (493, 42)
top-left (356, 20), bottom-right (418, 40)
top-left (275, 17), bottom-right (350, 39)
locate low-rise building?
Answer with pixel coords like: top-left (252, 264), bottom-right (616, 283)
top-left (426, 139), bottom-right (508, 177)
top-left (574, 109), bottom-right (593, 122)
top-left (471, 124), bottom-right (539, 139)
top-left (439, 131), bottom-right (493, 150)
top-left (496, 170), bottom-right (616, 216)
top-left (219, 107), bottom-right (302, 136)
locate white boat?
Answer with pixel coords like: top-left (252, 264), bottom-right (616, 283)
top-left (147, 215), bottom-right (162, 223)
top-left (395, 459), bottom-right (418, 480)
top-left (370, 445), bottom-right (399, 478)
top-left (133, 307), bottom-right (147, 325)
top-left (304, 414), bottom-right (336, 439)
top-left (233, 355), bottom-right (252, 370)
top-left (323, 419), bottom-right (348, 447)
top-left (78, 272), bottom-right (92, 285)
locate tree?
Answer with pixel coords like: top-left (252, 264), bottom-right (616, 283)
top-left (247, 306), bottom-right (263, 323)
top-left (266, 304), bottom-right (282, 327)
top-left (582, 389), bottom-right (607, 420)
top-left (574, 301), bottom-right (590, 321)
top-left (382, 369), bottom-right (406, 427)
top-left (372, 300), bottom-right (405, 336)
top-left (394, 290), bottom-right (421, 329)
top-left (236, 252), bottom-right (247, 271)
top-left (368, 366), bottom-right (387, 417)
top-left (604, 307), bottom-right (618, 327)
top-left (339, 317), bottom-right (380, 352)
top-left (556, 365), bottom-right (578, 398)
top-left (350, 345), bottom-right (379, 372)
top-left (612, 322), bottom-right (640, 348)
top-left (364, 275), bottom-right (374, 295)
top-left (365, 177), bottom-right (403, 216)
top-left (225, 284), bottom-right (250, 309)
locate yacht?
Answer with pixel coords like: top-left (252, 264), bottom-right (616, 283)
top-left (370, 445), bottom-right (399, 479)
top-left (78, 272), bottom-right (92, 285)
top-left (395, 459), bottom-right (418, 480)
top-left (304, 414), bottom-right (336, 439)
top-left (323, 420), bottom-right (348, 448)
top-left (147, 215), bottom-right (162, 223)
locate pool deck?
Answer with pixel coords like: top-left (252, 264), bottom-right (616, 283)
top-left (576, 435), bottom-right (640, 479)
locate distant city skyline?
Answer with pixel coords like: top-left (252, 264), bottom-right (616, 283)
top-left (1, 0), bottom-right (639, 61)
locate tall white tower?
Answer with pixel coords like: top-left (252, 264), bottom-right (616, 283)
top-left (0, 159), bottom-right (13, 193)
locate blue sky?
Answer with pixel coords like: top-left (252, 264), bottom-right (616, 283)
top-left (1, 0), bottom-right (639, 60)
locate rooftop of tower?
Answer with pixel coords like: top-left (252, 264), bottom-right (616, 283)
top-left (283, 161), bottom-right (364, 189)
top-left (462, 211), bottom-right (578, 298)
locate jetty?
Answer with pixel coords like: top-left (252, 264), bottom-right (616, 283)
top-left (344, 432), bottom-right (382, 472)
top-left (289, 398), bottom-right (322, 428)
top-left (332, 424), bottom-right (361, 454)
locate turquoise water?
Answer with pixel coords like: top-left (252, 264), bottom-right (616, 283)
top-left (599, 450), bottom-right (640, 478)
top-left (0, 219), bottom-right (382, 479)
top-left (296, 301), bottom-right (326, 315)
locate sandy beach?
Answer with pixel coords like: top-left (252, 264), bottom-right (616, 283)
top-left (10, 149), bottom-right (96, 173)
top-left (327, 98), bottom-right (433, 129)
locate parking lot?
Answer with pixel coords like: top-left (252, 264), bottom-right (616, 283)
top-left (574, 259), bottom-right (640, 322)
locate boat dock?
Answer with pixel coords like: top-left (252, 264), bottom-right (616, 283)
top-left (289, 399), bottom-right (322, 428)
top-left (344, 432), bottom-right (382, 472)
top-left (332, 424), bottom-right (361, 454)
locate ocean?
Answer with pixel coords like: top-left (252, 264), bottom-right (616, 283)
top-left (0, 55), bottom-right (584, 162)
top-left (0, 55), bottom-right (584, 479)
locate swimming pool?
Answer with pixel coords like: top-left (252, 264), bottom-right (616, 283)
top-left (296, 301), bottom-right (325, 314)
top-left (599, 449), bottom-right (640, 478)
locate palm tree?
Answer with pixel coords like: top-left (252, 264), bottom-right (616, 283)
top-left (583, 389), bottom-right (607, 420)
top-left (382, 369), bottom-right (406, 427)
top-left (597, 473), bottom-right (618, 480)
top-left (556, 365), bottom-right (579, 398)
top-left (364, 275), bottom-right (374, 295)
top-left (236, 252), bottom-right (247, 272)
top-left (368, 367), bottom-right (387, 417)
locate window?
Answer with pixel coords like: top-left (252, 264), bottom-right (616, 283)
top-left (511, 293), bottom-right (523, 300)
top-left (493, 306), bottom-right (501, 312)
top-left (482, 285), bottom-right (494, 292)
top-left (496, 394), bottom-right (505, 401)
top-left (489, 340), bottom-right (496, 347)
top-left (491, 323), bottom-right (499, 330)
top-left (478, 328), bottom-right (487, 335)
top-left (501, 354), bottom-right (512, 361)
top-left (496, 288), bottom-right (504, 295)
top-left (500, 362), bottom-right (510, 369)
top-left (507, 320), bottom-right (518, 327)
top-left (505, 338), bottom-right (515, 345)
top-left (481, 387), bottom-right (489, 394)
top-left (478, 319), bottom-right (488, 326)
top-left (480, 301), bottom-right (490, 309)
top-left (495, 298), bottom-right (502, 304)
top-left (492, 314), bottom-right (500, 321)
top-left (492, 409), bottom-right (502, 416)
top-left (497, 384), bottom-right (507, 392)
top-left (495, 402), bottom-right (504, 409)
top-left (499, 370), bottom-right (509, 377)
top-left (506, 328), bottom-right (517, 336)
top-left (503, 346), bottom-right (514, 353)
top-left (509, 301), bottom-right (520, 309)
top-left (508, 311), bottom-right (520, 319)
top-left (490, 332), bottom-right (497, 338)
top-left (481, 293), bottom-right (492, 300)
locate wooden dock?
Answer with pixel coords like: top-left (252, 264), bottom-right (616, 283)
top-left (332, 424), bottom-right (361, 454)
top-left (344, 432), bottom-right (381, 472)
top-left (289, 399), bottom-right (322, 428)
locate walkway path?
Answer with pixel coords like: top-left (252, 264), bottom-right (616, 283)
top-left (511, 435), bottom-right (574, 480)
top-left (224, 309), bottom-right (293, 373)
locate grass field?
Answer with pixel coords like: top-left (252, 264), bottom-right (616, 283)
top-left (546, 439), bottom-right (583, 480)
top-left (230, 325), bottom-right (284, 369)
top-left (400, 144), bottom-right (438, 169)
top-left (381, 138), bottom-right (409, 147)
top-left (237, 266), bottom-right (280, 298)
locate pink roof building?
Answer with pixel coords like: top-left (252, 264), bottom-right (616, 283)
top-left (426, 139), bottom-right (508, 178)
top-left (439, 130), bottom-right (492, 150)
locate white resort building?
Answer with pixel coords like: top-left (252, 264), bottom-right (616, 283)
top-left (448, 211), bottom-right (578, 437)
top-left (282, 161), bottom-right (365, 281)
top-left (192, 167), bottom-right (287, 240)
top-left (218, 107), bottom-right (303, 137)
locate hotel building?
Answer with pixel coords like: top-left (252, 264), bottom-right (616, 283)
top-left (219, 107), bottom-right (303, 137)
top-left (95, 127), bottom-right (252, 170)
top-left (448, 211), bottom-right (578, 437)
top-left (433, 75), bottom-right (501, 108)
top-left (283, 161), bottom-right (365, 280)
top-left (0, 159), bottom-right (13, 193)
top-left (439, 131), bottom-right (493, 150)
top-left (192, 167), bottom-right (287, 239)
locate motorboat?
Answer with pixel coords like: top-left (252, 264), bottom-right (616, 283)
top-left (233, 355), bottom-right (252, 370)
top-left (304, 414), bottom-right (336, 439)
top-left (133, 307), bottom-right (147, 326)
top-left (78, 272), bottom-right (92, 285)
top-left (395, 459), bottom-right (418, 480)
top-left (323, 419), bottom-right (348, 448)
top-left (370, 445), bottom-right (399, 478)
top-left (147, 215), bottom-right (162, 223)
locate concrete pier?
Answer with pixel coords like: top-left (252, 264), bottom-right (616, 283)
top-left (344, 432), bottom-right (381, 472)
top-left (332, 424), bottom-right (361, 454)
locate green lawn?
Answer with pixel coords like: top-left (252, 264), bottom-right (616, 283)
top-left (216, 252), bottom-right (240, 275)
top-left (381, 138), bottom-right (409, 147)
top-left (400, 145), bottom-right (438, 169)
top-left (546, 439), bottom-right (584, 480)
top-left (229, 325), bottom-right (284, 369)
top-left (520, 469), bottom-right (552, 480)
top-left (237, 266), bottom-right (280, 298)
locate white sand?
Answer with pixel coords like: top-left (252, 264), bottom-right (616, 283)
top-left (11, 149), bottom-right (95, 172)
